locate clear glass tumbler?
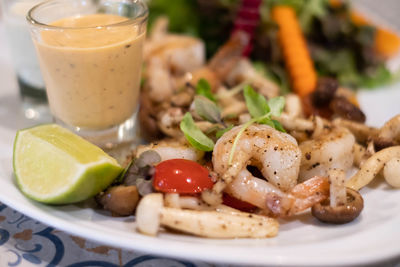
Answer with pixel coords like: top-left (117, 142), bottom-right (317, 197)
top-left (1, 0), bottom-right (49, 121)
top-left (27, 0), bottom-right (148, 148)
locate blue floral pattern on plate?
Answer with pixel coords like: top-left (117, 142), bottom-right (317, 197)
top-left (0, 203), bottom-right (210, 267)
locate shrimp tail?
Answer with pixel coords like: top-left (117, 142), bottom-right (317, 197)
top-left (208, 31), bottom-right (250, 79)
top-left (267, 176), bottom-right (330, 217)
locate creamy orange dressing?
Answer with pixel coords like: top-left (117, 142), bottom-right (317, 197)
top-left (36, 14), bottom-right (145, 129)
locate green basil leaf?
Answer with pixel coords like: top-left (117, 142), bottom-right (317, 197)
top-left (196, 78), bottom-right (216, 102)
top-left (194, 96), bottom-right (221, 123)
top-left (216, 124), bottom-right (234, 139)
top-left (180, 112), bottom-right (214, 151)
top-left (259, 118), bottom-right (275, 128)
top-left (267, 96), bottom-right (285, 117)
top-left (272, 119), bottom-right (286, 133)
top-left (243, 85), bottom-right (270, 118)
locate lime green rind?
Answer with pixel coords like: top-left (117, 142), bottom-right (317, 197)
top-left (14, 162), bottom-right (122, 204)
top-left (13, 124), bottom-right (123, 205)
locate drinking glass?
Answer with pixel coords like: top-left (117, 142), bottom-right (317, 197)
top-left (27, 0), bottom-right (148, 148)
top-left (1, 0), bottom-right (49, 121)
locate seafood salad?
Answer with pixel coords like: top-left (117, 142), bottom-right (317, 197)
top-left (95, 17), bottom-right (400, 239)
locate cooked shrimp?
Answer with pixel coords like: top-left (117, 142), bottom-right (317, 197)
top-left (148, 16), bottom-right (168, 41)
top-left (213, 124), bottom-right (301, 192)
top-left (176, 31), bottom-right (250, 92)
top-left (208, 31), bottom-right (249, 80)
top-left (144, 35), bottom-right (205, 71)
top-left (136, 139), bottom-right (204, 162)
top-left (146, 56), bottom-right (174, 103)
top-left (299, 127), bottom-right (355, 181)
top-left (157, 107), bottom-right (184, 137)
top-left (144, 18), bottom-right (205, 74)
top-left (225, 169), bottom-right (329, 217)
top-left (274, 113), bottom-right (314, 132)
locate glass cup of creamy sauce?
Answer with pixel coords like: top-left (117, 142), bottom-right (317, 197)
top-left (27, 0), bottom-right (148, 148)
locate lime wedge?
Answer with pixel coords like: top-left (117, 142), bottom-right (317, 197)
top-left (13, 124), bottom-right (123, 204)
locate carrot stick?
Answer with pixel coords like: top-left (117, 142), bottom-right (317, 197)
top-left (272, 6), bottom-right (317, 97)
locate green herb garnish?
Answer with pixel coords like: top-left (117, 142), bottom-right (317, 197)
top-left (196, 78), bottom-right (216, 102)
top-left (180, 112), bottom-right (214, 151)
top-left (243, 85), bottom-right (270, 118)
top-left (243, 85), bottom-right (285, 128)
top-left (194, 95), bottom-right (222, 124)
top-left (228, 86), bottom-right (286, 165)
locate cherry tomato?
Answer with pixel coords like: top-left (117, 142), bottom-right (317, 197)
top-left (153, 159), bottom-right (213, 194)
top-left (222, 193), bottom-right (257, 212)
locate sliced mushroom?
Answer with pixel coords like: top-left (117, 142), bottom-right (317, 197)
top-left (353, 143), bottom-right (368, 168)
top-left (284, 93), bottom-right (304, 118)
top-left (273, 113), bottom-right (314, 132)
top-left (312, 188), bottom-right (363, 224)
top-left (97, 185), bottom-right (139, 216)
top-left (383, 157), bottom-right (400, 188)
top-left (331, 96), bottom-right (366, 123)
top-left (312, 77), bottom-right (338, 107)
top-left (327, 168), bottom-right (346, 207)
top-left (374, 115), bottom-right (400, 150)
top-left (346, 146), bottom-right (400, 190)
top-left (333, 118), bottom-right (378, 144)
top-left (164, 193), bottom-right (211, 210)
top-left (136, 193), bottom-right (279, 238)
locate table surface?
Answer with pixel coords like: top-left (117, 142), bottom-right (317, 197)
top-left (1, 4), bottom-right (400, 266)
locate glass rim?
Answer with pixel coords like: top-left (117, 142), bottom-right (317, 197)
top-left (26, 0), bottom-right (148, 30)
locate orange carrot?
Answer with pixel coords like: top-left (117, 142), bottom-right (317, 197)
top-left (351, 11), bottom-right (400, 58)
top-left (329, 0), bottom-right (342, 8)
top-left (272, 6), bottom-right (317, 97)
top-left (331, 1), bottom-right (400, 58)
top-left (374, 28), bottom-right (400, 58)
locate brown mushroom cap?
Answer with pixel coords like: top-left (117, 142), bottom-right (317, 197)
top-left (311, 187), bottom-right (363, 224)
top-left (97, 185), bottom-right (139, 216)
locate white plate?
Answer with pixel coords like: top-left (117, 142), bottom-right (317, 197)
top-left (0, 85), bottom-right (400, 266)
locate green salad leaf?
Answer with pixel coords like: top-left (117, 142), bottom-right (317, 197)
top-left (196, 78), bottom-right (216, 102)
top-left (180, 112), bottom-right (215, 151)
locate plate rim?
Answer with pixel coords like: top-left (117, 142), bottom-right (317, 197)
top-left (1, 155), bottom-right (400, 266)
